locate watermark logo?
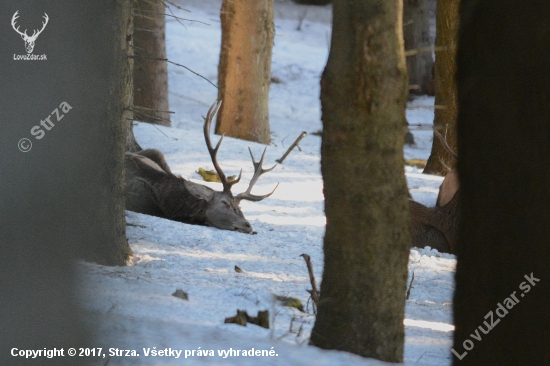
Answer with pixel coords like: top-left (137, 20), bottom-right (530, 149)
top-left (18, 138), bottom-right (32, 153)
top-left (452, 272), bottom-right (540, 360)
top-left (12, 10), bottom-right (48, 60)
top-left (18, 101), bottom-right (73, 152)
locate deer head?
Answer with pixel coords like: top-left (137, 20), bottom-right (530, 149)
top-left (125, 101), bottom-right (278, 233)
top-left (199, 100), bottom-right (278, 232)
top-left (12, 11), bottom-right (49, 54)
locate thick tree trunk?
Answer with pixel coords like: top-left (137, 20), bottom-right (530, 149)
top-left (133, 0), bottom-right (170, 126)
top-left (423, 0), bottom-right (460, 175)
top-left (310, 0), bottom-right (411, 362)
top-left (453, 1), bottom-right (550, 364)
top-left (216, 0), bottom-right (274, 144)
top-left (0, 0), bottom-right (132, 362)
top-left (93, 0), bottom-right (134, 266)
top-left (403, 0), bottom-right (434, 95)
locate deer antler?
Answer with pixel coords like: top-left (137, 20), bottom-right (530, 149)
top-left (29, 13), bottom-right (49, 40)
top-left (203, 100), bottom-right (242, 193)
top-left (11, 11), bottom-right (48, 40)
top-left (202, 100), bottom-right (278, 200)
top-left (11, 11), bottom-right (27, 37)
top-left (236, 148), bottom-right (278, 202)
top-left (434, 129), bottom-right (458, 160)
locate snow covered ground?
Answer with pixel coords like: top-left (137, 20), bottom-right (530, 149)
top-left (80, 1), bottom-right (455, 365)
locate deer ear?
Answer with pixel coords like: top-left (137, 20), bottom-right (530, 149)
top-left (184, 181), bottom-right (214, 201)
top-left (126, 152), bottom-right (167, 174)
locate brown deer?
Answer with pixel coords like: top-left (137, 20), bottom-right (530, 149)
top-left (125, 101), bottom-right (278, 233)
top-left (409, 130), bottom-right (460, 253)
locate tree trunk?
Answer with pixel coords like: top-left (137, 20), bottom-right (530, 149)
top-left (310, 0), bottom-right (411, 362)
top-left (403, 0), bottom-right (434, 95)
top-left (423, 0), bottom-right (460, 175)
top-left (126, 121), bottom-right (143, 152)
top-left (0, 0), bottom-right (132, 362)
top-left (216, 0), bottom-right (274, 144)
top-left (91, 0), bottom-right (134, 266)
top-left (133, 0), bottom-right (170, 126)
top-left (453, 1), bottom-right (550, 364)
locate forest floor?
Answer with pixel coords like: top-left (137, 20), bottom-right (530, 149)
top-left (80, 1), bottom-right (455, 365)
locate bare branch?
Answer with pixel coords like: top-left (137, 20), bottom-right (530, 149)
top-left (276, 131), bottom-right (307, 164)
top-left (132, 105), bottom-right (175, 114)
top-left (133, 9), bottom-right (209, 25)
top-left (127, 55), bottom-right (236, 102)
top-left (300, 254), bottom-right (319, 313)
top-left (406, 271), bottom-right (415, 300)
top-left (161, 0), bottom-right (191, 12)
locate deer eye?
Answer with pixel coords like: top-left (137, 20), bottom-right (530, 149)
top-left (222, 201), bottom-right (230, 208)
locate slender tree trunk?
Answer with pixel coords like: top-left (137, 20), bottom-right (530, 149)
top-left (216, 0), bottom-right (274, 144)
top-left (133, 0), bottom-right (170, 126)
top-left (310, 0), bottom-right (411, 362)
top-left (403, 0), bottom-right (434, 95)
top-left (453, 1), bottom-right (550, 364)
top-left (90, 0), bottom-right (134, 266)
top-left (423, 0), bottom-right (460, 175)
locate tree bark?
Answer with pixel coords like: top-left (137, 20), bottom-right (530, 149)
top-left (310, 0), bottom-right (411, 362)
top-left (91, 0), bottom-right (134, 266)
top-left (403, 0), bottom-right (434, 95)
top-left (453, 1), bottom-right (550, 364)
top-left (126, 121), bottom-right (143, 152)
top-left (0, 0), bottom-right (132, 362)
top-left (423, 0), bottom-right (460, 175)
top-left (133, 0), bottom-right (170, 126)
top-left (216, 0), bottom-right (274, 144)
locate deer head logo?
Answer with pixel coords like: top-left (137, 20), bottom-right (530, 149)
top-left (11, 11), bottom-right (49, 54)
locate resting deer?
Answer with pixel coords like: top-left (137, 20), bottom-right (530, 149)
top-left (125, 101), bottom-right (278, 233)
top-left (409, 130), bottom-right (460, 253)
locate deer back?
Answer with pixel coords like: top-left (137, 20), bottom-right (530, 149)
top-left (409, 189), bottom-right (460, 254)
top-left (436, 169), bottom-right (459, 207)
top-left (125, 150), bottom-right (253, 233)
top-left (409, 199), bottom-right (450, 253)
top-left (409, 130), bottom-right (460, 253)
top-left (125, 151), bottom-right (168, 217)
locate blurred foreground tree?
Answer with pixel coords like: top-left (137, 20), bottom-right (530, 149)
top-left (215, 0), bottom-right (274, 144)
top-left (453, 1), bottom-right (550, 364)
top-left (310, 0), bottom-right (411, 362)
top-left (0, 0), bottom-right (132, 363)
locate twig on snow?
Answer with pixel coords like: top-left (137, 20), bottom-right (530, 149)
top-left (300, 253), bottom-right (319, 312)
top-left (276, 131), bottom-right (307, 164)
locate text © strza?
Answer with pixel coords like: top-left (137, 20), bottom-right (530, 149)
top-left (30, 101), bottom-right (72, 139)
